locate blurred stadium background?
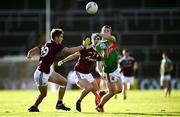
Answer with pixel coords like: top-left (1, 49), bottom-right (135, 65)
top-left (0, 0), bottom-right (180, 90)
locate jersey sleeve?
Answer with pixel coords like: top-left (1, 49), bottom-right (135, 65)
top-left (95, 42), bottom-right (107, 53)
top-left (117, 54), bottom-right (122, 61)
top-left (95, 44), bottom-right (102, 53)
top-left (79, 48), bottom-right (86, 55)
top-left (37, 44), bottom-right (43, 50)
top-left (167, 59), bottom-right (173, 65)
top-left (57, 44), bottom-right (65, 52)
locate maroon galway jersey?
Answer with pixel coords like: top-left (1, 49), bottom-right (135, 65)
top-left (74, 46), bottom-right (101, 74)
top-left (37, 40), bottom-right (64, 73)
top-left (119, 56), bottom-right (135, 76)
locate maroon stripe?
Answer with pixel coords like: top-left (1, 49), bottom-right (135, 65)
top-left (106, 73), bottom-right (110, 82)
top-left (75, 71), bottom-right (82, 81)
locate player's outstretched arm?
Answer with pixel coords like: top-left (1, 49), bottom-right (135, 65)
top-left (99, 33), bottom-right (116, 43)
top-left (27, 47), bottom-right (40, 59)
top-left (96, 61), bottom-right (103, 76)
top-left (57, 52), bottom-right (80, 66)
top-left (62, 46), bottom-right (83, 54)
top-left (62, 37), bottom-right (91, 54)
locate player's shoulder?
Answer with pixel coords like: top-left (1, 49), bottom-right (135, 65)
top-left (167, 58), bottom-right (173, 64)
top-left (95, 41), bottom-right (102, 48)
top-left (80, 46), bottom-right (92, 53)
top-left (111, 35), bottom-right (116, 41)
top-left (128, 56), bottom-right (135, 61)
top-left (119, 56), bottom-right (125, 62)
top-left (162, 58), bottom-right (167, 64)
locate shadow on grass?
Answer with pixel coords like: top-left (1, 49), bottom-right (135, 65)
top-left (54, 111), bottom-right (180, 116)
top-left (104, 112), bottom-right (180, 116)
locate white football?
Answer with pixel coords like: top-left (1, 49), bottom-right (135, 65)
top-left (86, 2), bottom-right (98, 14)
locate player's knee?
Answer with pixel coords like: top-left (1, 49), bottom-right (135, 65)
top-left (64, 81), bottom-right (67, 86)
top-left (115, 89), bottom-right (122, 94)
top-left (58, 80), bottom-right (67, 86)
top-left (118, 87), bottom-right (123, 93)
top-left (85, 85), bottom-right (93, 91)
top-left (119, 90), bottom-right (122, 93)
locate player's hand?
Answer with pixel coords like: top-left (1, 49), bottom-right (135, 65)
top-left (91, 33), bottom-right (101, 40)
top-left (57, 60), bottom-right (64, 66)
top-left (82, 37), bottom-right (91, 47)
top-left (26, 53), bottom-right (33, 60)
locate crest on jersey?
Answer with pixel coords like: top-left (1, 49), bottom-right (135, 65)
top-left (40, 46), bottom-right (49, 57)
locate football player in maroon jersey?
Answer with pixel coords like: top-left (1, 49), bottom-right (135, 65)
top-left (27, 28), bottom-right (88, 112)
top-left (118, 49), bottom-right (138, 100)
top-left (57, 37), bottom-right (104, 112)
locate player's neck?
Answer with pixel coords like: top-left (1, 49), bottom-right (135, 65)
top-left (52, 39), bottom-right (60, 44)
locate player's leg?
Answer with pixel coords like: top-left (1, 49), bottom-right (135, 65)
top-left (167, 80), bottom-right (171, 96)
top-left (96, 71), bottom-right (120, 112)
top-left (90, 80), bottom-right (102, 105)
top-left (96, 82), bottom-right (115, 112)
top-left (49, 71), bottom-right (70, 111)
top-left (128, 77), bottom-right (134, 90)
top-left (111, 69), bottom-right (121, 99)
top-left (114, 79), bottom-right (123, 99)
top-left (163, 80), bottom-right (169, 97)
top-left (34, 86), bottom-right (48, 107)
top-left (121, 75), bottom-right (127, 100)
top-left (114, 78), bottom-right (122, 94)
top-left (160, 75), bottom-right (165, 89)
top-left (96, 72), bottom-right (118, 112)
top-left (114, 94), bottom-right (117, 99)
top-left (75, 79), bottom-right (93, 112)
top-left (98, 79), bottom-right (108, 100)
top-left (114, 77), bottom-right (123, 99)
top-left (28, 86), bottom-right (47, 112)
top-left (129, 84), bottom-right (134, 90)
top-left (76, 79), bottom-right (93, 101)
top-left (165, 75), bottom-right (171, 96)
top-left (99, 78), bottom-right (107, 91)
top-left (28, 69), bottom-right (49, 112)
top-left (73, 71), bottom-right (96, 112)
top-left (103, 82), bottom-right (116, 103)
top-left (123, 83), bottom-right (127, 100)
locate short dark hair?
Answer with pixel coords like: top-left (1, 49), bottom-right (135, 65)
top-left (123, 48), bottom-right (129, 53)
top-left (101, 25), bottom-right (112, 33)
top-left (162, 51), bottom-right (168, 57)
top-left (51, 28), bottom-right (64, 40)
top-left (103, 25), bottom-right (111, 29)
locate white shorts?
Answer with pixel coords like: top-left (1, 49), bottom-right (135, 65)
top-left (34, 69), bottom-right (53, 86)
top-left (105, 69), bottom-right (121, 83)
top-left (160, 75), bottom-right (171, 82)
top-left (121, 76), bottom-right (134, 85)
top-left (73, 71), bottom-right (95, 84)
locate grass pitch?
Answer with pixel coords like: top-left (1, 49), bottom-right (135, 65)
top-left (0, 90), bottom-right (180, 117)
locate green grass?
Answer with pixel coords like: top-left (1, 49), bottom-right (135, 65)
top-left (0, 90), bottom-right (180, 117)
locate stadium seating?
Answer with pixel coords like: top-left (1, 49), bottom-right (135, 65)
top-left (0, 0), bottom-right (179, 78)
